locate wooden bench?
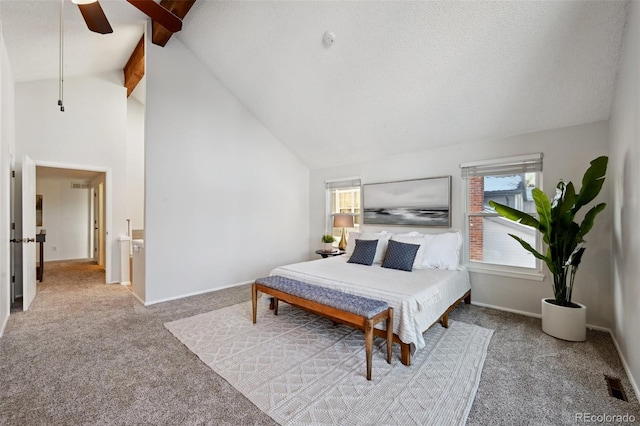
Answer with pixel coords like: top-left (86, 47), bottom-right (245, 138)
top-left (252, 276), bottom-right (393, 380)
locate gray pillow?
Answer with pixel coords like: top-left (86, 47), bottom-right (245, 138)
top-left (347, 239), bottom-right (378, 266)
top-left (381, 239), bottom-right (420, 272)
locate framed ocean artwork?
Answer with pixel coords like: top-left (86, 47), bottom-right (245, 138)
top-left (363, 176), bottom-right (451, 227)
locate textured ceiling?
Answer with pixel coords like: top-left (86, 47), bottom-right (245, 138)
top-left (180, 1), bottom-right (629, 169)
top-left (1, 1), bottom-right (630, 170)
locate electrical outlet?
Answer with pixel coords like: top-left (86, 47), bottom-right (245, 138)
top-left (52, 246), bottom-right (57, 252)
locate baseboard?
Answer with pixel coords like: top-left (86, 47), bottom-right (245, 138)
top-left (119, 281), bottom-right (131, 286)
top-left (144, 280), bottom-right (253, 306)
top-left (0, 312), bottom-right (8, 337)
top-left (470, 301), bottom-right (542, 319)
top-left (470, 301), bottom-right (611, 332)
top-left (130, 290), bottom-right (145, 306)
top-left (609, 332), bottom-right (640, 401)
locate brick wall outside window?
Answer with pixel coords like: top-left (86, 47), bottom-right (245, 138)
top-left (469, 177), bottom-right (484, 262)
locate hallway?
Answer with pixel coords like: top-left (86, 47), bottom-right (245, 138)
top-left (10, 260), bottom-right (106, 314)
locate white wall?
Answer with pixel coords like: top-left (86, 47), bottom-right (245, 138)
top-left (609, 0), bottom-right (639, 398)
top-left (14, 73), bottom-right (129, 283)
top-left (143, 31), bottom-right (309, 304)
top-left (310, 121), bottom-right (610, 327)
top-left (126, 96), bottom-right (145, 231)
top-left (35, 176), bottom-right (91, 261)
top-left (0, 30), bottom-right (16, 335)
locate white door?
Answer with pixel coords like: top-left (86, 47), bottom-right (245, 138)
top-left (22, 155), bottom-right (37, 311)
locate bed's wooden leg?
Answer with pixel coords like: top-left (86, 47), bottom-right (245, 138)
top-left (386, 308), bottom-right (393, 364)
top-left (365, 318), bottom-right (373, 380)
top-left (464, 291), bottom-right (471, 304)
top-left (400, 342), bottom-right (411, 366)
top-left (440, 313), bottom-right (449, 328)
top-left (273, 298), bottom-right (279, 316)
top-left (252, 283), bottom-right (258, 324)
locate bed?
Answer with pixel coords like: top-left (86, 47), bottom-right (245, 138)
top-left (269, 231), bottom-right (471, 365)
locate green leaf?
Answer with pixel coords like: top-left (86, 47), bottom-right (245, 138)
top-left (570, 246), bottom-right (585, 268)
top-left (574, 156), bottom-right (607, 211)
top-left (489, 201), bottom-right (541, 230)
top-left (532, 188), bottom-right (551, 234)
top-left (509, 234), bottom-right (553, 272)
top-left (577, 203), bottom-right (606, 239)
top-left (558, 182), bottom-right (577, 218)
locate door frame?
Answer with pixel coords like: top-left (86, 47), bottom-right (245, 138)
top-left (34, 161), bottom-right (112, 284)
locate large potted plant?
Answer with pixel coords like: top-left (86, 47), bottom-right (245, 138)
top-left (489, 156), bottom-right (608, 341)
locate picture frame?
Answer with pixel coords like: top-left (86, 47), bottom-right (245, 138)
top-left (363, 176), bottom-right (451, 227)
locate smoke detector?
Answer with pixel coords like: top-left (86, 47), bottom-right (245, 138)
top-left (322, 31), bottom-right (336, 47)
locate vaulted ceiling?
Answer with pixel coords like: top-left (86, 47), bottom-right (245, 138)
top-left (0, 1), bottom-right (630, 169)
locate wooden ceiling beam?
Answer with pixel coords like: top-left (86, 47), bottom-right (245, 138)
top-left (122, 0), bottom-right (196, 96)
top-left (152, 0), bottom-right (197, 47)
top-left (124, 36), bottom-right (145, 98)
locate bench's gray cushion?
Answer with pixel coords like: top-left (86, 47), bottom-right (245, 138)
top-left (256, 275), bottom-right (388, 319)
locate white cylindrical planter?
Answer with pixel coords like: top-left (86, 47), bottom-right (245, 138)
top-left (541, 298), bottom-right (586, 342)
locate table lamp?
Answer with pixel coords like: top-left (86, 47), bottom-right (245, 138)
top-left (333, 214), bottom-right (354, 251)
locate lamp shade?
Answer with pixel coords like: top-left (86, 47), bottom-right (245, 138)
top-left (333, 214), bottom-right (354, 228)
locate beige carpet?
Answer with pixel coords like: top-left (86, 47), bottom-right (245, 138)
top-left (165, 300), bottom-right (494, 425)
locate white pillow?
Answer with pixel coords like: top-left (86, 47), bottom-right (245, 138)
top-left (358, 231), bottom-right (392, 264)
top-left (395, 231), bottom-right (424, 238)
top-left (422, 232), bottom-right (462, 270)
top-left (345, 231), bottom-right (361, 255)
top-left (390, 235), bottom-right (429, 269)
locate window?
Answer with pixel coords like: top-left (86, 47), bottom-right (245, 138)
top-left (461, 154), bottom-right (543, 271)
top-left (326, 178), bottom-right (361, 240)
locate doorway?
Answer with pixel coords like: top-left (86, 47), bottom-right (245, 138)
top-left (35, 166), bottom-right (106, 268)
top-left (12, 162), bottom-right (112, 311)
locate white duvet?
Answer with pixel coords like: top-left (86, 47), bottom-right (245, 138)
top-left (270, 256), bottom-right (471, 350)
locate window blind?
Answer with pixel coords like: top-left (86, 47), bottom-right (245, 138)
top-left (460, 153), bottom-right (543, 178)
top-left (325, 178), bottom-right (361, 189)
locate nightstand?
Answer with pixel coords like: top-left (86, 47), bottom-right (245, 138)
top-left (315, 249), bottom-right (346, 259)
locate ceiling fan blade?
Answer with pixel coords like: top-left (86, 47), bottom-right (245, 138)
top-left (126, 0), bottom-right (182, 33)
top-left (77, 1), bottom-right (113, 34)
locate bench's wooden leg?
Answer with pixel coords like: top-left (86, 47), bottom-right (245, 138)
top-left (400, 342), bottom-right (411, 366)
top-left (464, 291), bottom-right (471, 304)
top-left (252, 283), bottom-right (258, 324)
top-left (273, 298), bottom-right (279, 316)
top-left (365, 318), bottom-right (373, 380)
top-left (386, 308), bottom-right (393, 364)
top-left (269, 297), bottom-right (275, 310)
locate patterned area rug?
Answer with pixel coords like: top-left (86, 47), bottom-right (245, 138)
top-left (165, 300), bottom-right (493, 426)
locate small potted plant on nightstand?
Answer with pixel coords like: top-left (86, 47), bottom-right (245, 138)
top-left (321, 234), bottom-right (336, 252)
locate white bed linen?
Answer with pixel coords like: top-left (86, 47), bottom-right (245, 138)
top-left (270, 256), bottom-right (471, 350)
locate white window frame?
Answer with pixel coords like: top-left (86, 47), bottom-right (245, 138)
top-left (325, 177), bottom-right (361, 236)
top-left (460, 154), bottom-right (545, 281)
